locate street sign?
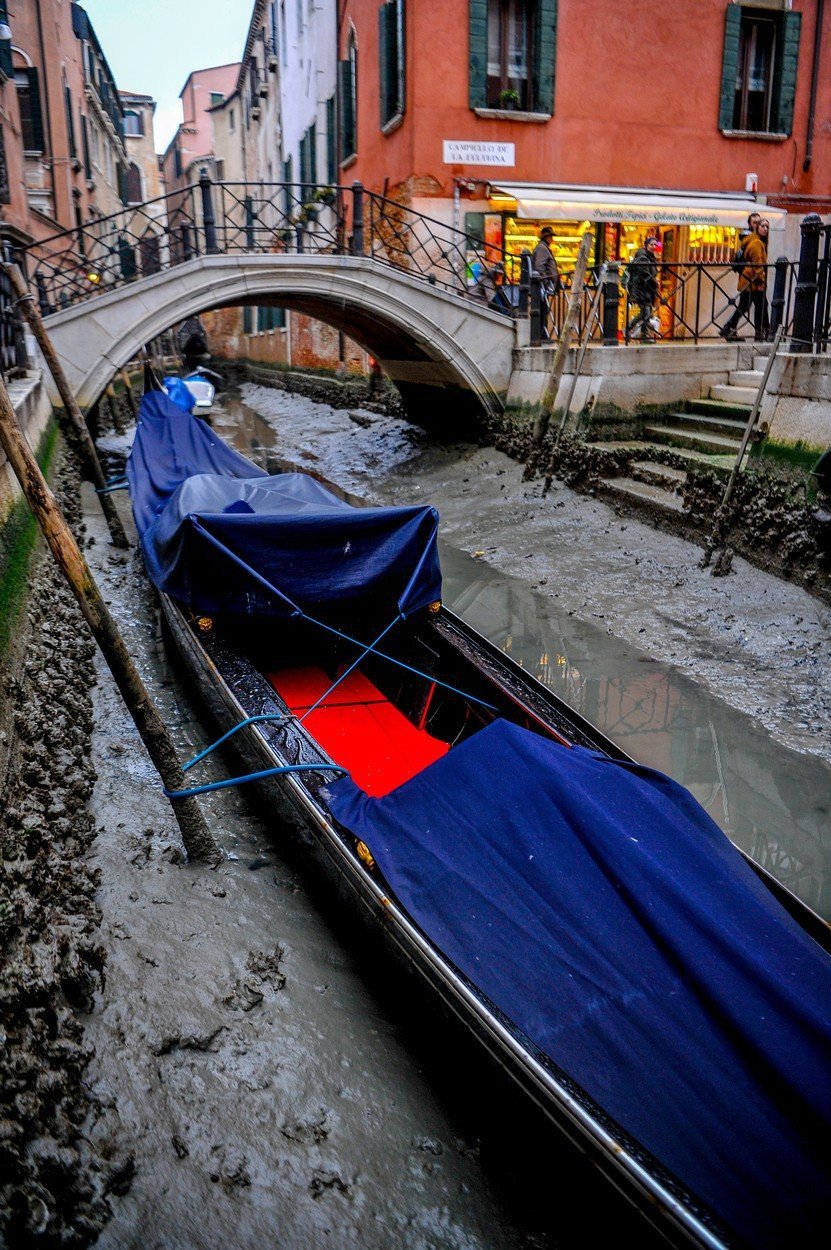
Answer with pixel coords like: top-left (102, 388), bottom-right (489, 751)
top-left (442, 140), bottom-right (515, 166)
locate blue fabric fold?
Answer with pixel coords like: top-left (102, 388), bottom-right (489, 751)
top-left (329, 719), bottom-right (831, 1249)
top-left (127, 391), bottom-right (441, 619)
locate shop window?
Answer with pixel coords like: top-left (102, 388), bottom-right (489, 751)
top-left (15, 68), bottom-right (45, 153)
top-left (379, 0), bottom-right (405, 128)
top-left (470, 0), bottom-right (557, 114)
top-left (719, 4), bottom-right (801, 136)
top-left (339, 32), bottom-right (357, 162)
top-left (123, 109), bottom-right (144, 137)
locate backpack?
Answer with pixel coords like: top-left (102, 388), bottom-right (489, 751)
top-left (730, 242), bottom-right (746, 274)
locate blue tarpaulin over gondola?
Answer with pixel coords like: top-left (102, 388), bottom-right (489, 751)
top-left (329, 720), bottom-right (831, 1249)
top-left (127, 391), bottom-right (441, 620)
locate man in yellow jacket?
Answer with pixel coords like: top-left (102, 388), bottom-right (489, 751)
top-left (719, 218), bottom-right (769, 342)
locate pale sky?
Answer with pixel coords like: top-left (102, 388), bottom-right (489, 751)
top-left (79, 0), bottom-right (253, 153)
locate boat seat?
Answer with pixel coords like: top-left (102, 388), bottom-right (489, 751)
top-left (266, 665), bottom-right (449, 797)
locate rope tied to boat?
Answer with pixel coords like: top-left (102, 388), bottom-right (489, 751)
top-left (95, 476), bottom-right (129, 494)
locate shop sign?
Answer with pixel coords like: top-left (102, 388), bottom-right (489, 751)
top-left (594, 207), bottom-right (722, 226)
top-left (442, 140), bottom-right (515, 167)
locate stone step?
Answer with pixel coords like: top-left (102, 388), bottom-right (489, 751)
top-left (587, 441), bottom-right (736, 473)
top-left (663, 411), bottom-right (748, 438)
top-left (685, 397), bottom-right (752, 420)
top-left (643, 424), bottom-right (742, 455)
top-left (710, 383), bottom-right (759, 405)
top-left (599, 476), bottom-right (685, 514)
top-left (630, 460), bottom-right (687, 491)
top-left (728, 370), bottom-right (764, 388)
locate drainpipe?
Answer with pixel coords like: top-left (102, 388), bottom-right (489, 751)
top-left (34, 0), bottom-right (58, 221)
top-left (803, 0), bottom-right (824, 172)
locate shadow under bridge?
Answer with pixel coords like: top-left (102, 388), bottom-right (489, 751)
top-left (39, 254), bottom-right (517, 428)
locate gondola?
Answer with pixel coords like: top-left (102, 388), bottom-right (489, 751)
top-left (125, 385), bottom-right (831, 1250)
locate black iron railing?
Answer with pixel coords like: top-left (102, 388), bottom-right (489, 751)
top-left (18, 172), bottom-right (826, 353)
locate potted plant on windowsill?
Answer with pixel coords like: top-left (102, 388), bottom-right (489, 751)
top-left (300, 203), bottom-right (318, 224)
top-left (277, 226), bottom-right (293, 243)
top-left (497, 88), bottom-right (521, 110)
top-left (314, 186), bottom-right (336, 207)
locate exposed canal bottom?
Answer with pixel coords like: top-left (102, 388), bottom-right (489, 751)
top-left (3, 376), bottom-right (828, 1247)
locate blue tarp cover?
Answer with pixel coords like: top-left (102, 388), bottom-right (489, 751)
top-left (127, 391), bottom-right (441, 619)
top-left (329, 720), bottom-right (831, 1249)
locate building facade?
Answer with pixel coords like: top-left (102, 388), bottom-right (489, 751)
top-left (337, 0), bottom-right (829, 276)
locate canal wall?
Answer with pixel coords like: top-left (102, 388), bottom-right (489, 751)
top-left (509, 344), bottom-right (831, 451)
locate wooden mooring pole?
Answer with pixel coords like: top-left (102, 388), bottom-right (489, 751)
top-left (3, 262), bottom-right (129, 549)
top-left (0, 373), bottom-right (221, 865)
top-left (120, 368), bottom-right (139, 421)
top-left (532, 231), bottom-right (594, 446)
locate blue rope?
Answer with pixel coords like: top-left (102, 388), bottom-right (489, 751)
top-left (182, 712), bottom-right (290, 771)
top-left (96, 476), bottom-right (129, 495)
top-left (298, 614), bottom-right (402, 724)
top-left (164, 761), bottom-right (348, 800)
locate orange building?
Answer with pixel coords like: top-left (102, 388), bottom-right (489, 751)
top-left (337, 0), bottom-right (830, 274)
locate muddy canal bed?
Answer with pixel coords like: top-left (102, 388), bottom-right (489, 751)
top-left (3, 379), bottom-right (830, 1248)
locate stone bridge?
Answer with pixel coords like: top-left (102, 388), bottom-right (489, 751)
top-left (39, 253), bottom-right (518, 426)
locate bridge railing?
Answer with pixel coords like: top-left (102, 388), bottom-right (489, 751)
top-left (18, 175), bottom-right (517, 319)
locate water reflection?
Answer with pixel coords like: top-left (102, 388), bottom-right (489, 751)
top-left (440, 546), bottom-right (831, 920)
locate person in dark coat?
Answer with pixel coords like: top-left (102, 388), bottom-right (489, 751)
top-left (532, 225), bottom-right (561, 339)
top-left (626, 236), bottom-right (661, 341)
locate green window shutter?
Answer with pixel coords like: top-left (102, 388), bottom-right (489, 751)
top-left (774, 10), bottom-right (801, 136)
top-left (81, 113), bottom-right (91, 176)
top-left (469, 0), bottom-right (487, 108)
top-left (339, 57), bottom-right (356, 159)
top-left (533, 0), bottom-right (557, 115)
top-left (379, 3), bottom-right (390, 126)
top-left (65, 85), bottom-right (77, 158)
top-left (26, 68), bottom-right (45, 152)
top-left (243, 306), bottom-right (253, 334)
top-left (0, 1), bottom-right (12, 79)
top-left (309, 119), bottom-right (317, 184)
top-left (326, 95), bottom-right (335, 182)
top-left (718, 4), bottom-right (742, 130)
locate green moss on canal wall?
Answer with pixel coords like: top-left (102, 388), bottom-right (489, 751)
top-left (0, 419), bottom-right (59, 661)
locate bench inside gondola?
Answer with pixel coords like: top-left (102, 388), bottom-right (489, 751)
top-left (267, 665), bottom-right (450, 796)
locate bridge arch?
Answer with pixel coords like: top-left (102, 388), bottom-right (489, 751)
top-left (42, 254), bottom-right (517, 428)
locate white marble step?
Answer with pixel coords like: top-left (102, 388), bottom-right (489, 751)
top-left (728, 370), bottom-right (764, 389)
top-left (710, 383), bottom-right (758, 405)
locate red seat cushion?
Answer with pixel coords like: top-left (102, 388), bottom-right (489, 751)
top-left (267, 666), bottom-right (448, 797)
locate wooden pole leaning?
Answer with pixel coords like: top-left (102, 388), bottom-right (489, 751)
top-left (2, 262), bottom-right (129, 549)
top-left (0, 374), bottom-right (221, 865)
top-left (532, 231), bottom-right (594, 446)
top-left (105, 383), bottom-right (126, 435)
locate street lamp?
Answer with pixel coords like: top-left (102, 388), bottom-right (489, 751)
top-left (0, 24), bottom-right (12, 41)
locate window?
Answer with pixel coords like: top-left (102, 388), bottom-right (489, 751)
top-left (125, 161), bottom-right (143, 203)
top-left (469, 0), bottom-right (557, 115)
top-left (0, 3), bottom-right (12, 80)
top-left (15, 68), bottom-right (45, 153)
top-left (339, 31), bottom-right (358, 162)
top-left (210, 91), bottom-right (224, 107)
top-left (123, 109), bottom-right (144, 137)
top-left (325, 95), bottom-right (336, 182)
top-left (719, 4), bottom-right (802, 136)
top-left (379, 0), bottom-right (405, 127)
top-left (229, 108), bottom-right (236, 133)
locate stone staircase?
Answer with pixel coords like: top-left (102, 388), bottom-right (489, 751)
top-left (594, 351), bottom-right (770, 522)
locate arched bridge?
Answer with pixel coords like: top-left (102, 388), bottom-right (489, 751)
top-left (23, 179), bottom-right (522, 424)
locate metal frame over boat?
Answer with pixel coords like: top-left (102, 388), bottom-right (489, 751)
top-left (127, 387), bottom-right (831, 1250)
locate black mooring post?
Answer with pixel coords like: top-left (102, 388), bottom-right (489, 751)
top-left (34, 269), bottom-right (51, 317)
top-left (518, 250), bottom-right (531, 319)
top-left (770, 256), bottom-right (789, 338)
top-left (351, 181), bottom-right (364, 256)
top-left (814, 224), bottom-right (831, 349)
top-left (602, 262), bottom-right (620, 346)
top-left (790, 212), bottom-right (822, 352)
top-left (529, 272), bottom-right (542, 345)
top-left (199, 168), bottom-right (219, 255)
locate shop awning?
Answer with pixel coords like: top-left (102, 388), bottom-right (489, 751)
top-left (489, 182), bottom-right (788, 229)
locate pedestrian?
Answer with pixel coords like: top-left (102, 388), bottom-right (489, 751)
top-left (626, 236), bottom-right (661, 342)
top-left (719, 213), bottom-right (769, 341)
top-left (531, 225), bottom-right (561, 339)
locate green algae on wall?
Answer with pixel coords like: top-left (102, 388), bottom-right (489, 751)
top-left (0, 420), bottom-right (59, 661)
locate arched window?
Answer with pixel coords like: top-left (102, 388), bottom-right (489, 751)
top-left (125, 161), bottom-right (143, 204)
top-left (123, 109), bottom-right (144, 137)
